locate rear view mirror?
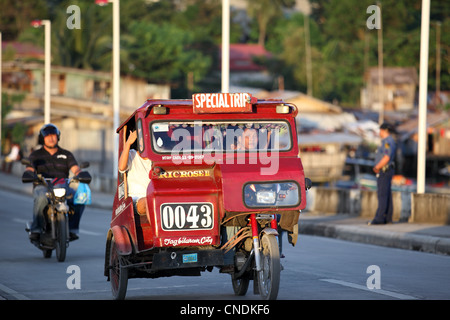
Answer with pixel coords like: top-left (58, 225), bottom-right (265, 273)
top-left (21, 158), bottom-right (31, 167)
top-left (76, 171), bottom-right (92, 184)
top-left (305, 178), bottom-right (312, 191)
top-left (80, 162), bottom-right (90, 169)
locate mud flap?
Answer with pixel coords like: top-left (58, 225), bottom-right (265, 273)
top-left (110, 226), bottom-right (133, 256)
top-left (287, 223), bottom-right (298, 246)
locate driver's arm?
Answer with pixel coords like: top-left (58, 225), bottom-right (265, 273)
top-left (118, 130), bottom-right (137, 172)
top-left (70, 165), bottom-right (81, 176)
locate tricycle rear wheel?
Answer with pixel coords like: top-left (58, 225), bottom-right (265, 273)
top-left (232, 277), bottom-right (250, 296)
top-left (109, 236), bottom-right (128, 300)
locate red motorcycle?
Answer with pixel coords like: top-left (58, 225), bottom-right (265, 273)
top-left (104, 93), bottom-right (311, 299)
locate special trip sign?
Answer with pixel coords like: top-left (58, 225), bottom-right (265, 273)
top-left (192, 93), bottom-right (253, 113)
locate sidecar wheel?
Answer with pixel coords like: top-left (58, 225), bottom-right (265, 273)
top-left (257, 234), bottom-right (280, 300)
top-left (109, 237), bottom-right (128, 300)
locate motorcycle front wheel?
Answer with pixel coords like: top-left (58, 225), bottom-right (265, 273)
top-left (109, 236), bottom-right (128, 300)
top-left (55, 214), bottom-right (67, 262)
top-left (257, 234), bottom-right (281, 300)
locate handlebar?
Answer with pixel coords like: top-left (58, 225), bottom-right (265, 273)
top-left (21, 158), bottom-right (91, 185)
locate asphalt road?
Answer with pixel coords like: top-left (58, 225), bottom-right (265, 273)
top-left (0, 189), bottom-right (449, 301)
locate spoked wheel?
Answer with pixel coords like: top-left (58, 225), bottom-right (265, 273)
top-left (55, 214), bottom-right (67, 262)
top-left (109, 237), bottom-right (128, 300)
top-left (257, 234), bottom-right (281, 300)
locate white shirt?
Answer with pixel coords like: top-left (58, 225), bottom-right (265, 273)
top-left (124, 149), bottom-right (152, 200)
top-left (6, 145), bottom-right (20, 161)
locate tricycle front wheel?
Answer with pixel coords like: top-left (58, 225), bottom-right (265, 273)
top-left (257, 234), bottom-right (280, 300)
top-left (109, 237), bottom-right (128, 300)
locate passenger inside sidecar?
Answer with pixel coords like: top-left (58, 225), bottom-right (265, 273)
top-left (118, 121), bottom-right (151, 216)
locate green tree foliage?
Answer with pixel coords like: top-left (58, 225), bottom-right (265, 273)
top-left (260, 0), bottom-right (450, 106)
top-left (3, 0), bottom-right (449, 104)
top-left (0, 0), bottom-right (48, 40)
top-left (123, 21), bottom-right (211, 85)
top-left (1, 93), bottom-right (25, 151)
top-left (246, 0), bottom-right (296, 46)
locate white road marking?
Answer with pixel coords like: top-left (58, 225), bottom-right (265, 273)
top-left (13, 218), bottom-right (29, 224)
top-left (0, 283), bottom-right (30, 300)
top-left (12, 218), bottom-right (103, 236)
top-left (320, 279), bottom-right (418, 300)
top-left (79, 229), bottom-right (103, 236)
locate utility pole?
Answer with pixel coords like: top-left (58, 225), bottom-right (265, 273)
top-left (31, 20), bottom-right (51, 124)
top-left (112, 0), bottom-right (120, 177)
top-left (96, 0), bottom-right (120, 178)
top-left (221, 0), bottom-right (230, 93)
top-left (0, 32), bottom-right (2, 156)
top-left (417, 0), bottom-right (430, 194)
top-left (304, 14), bottom-right (313, 96)
top-left (377, 2), bottom-right (384, 125)
top-left (435, 22), bottom-right (441, 105)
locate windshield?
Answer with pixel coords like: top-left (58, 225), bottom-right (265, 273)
top-left (151, 120), bottom-right (292, 154)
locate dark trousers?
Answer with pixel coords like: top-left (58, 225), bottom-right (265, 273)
top-left (374, 168), bottom-right (394, 223)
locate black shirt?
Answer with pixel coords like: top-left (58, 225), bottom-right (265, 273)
top-left (28, 146), bottom-right (78, 179)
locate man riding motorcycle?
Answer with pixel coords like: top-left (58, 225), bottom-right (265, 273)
top-left (25, 124), bottom-right (85, 241)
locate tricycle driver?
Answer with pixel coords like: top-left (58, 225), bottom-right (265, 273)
top-left (118, 130), bottom-right (152, 215)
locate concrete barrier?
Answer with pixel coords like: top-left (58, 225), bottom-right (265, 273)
top-left (411, 193), bottom-right (450, 224)
top-left (308, 186), bottom-right (449, 225)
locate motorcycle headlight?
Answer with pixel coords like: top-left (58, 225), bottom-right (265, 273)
top-left (244, 182), bottom-right (300, 208)
top-left (53, 187), bottom-right (66, 198)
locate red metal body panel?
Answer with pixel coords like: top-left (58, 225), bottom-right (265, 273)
top-left (146, 176), bottom-right (221, 248)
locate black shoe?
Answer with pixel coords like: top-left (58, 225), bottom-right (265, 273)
top-left (69, 232), bottom-right (79, 241)
top-left (368, 220), bottom-right (385, 225)
top-left (29, 232), bottom-right (40, 241)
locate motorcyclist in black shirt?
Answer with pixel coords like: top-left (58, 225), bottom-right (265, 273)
top-left (25, 124), bottom-right (85, 241)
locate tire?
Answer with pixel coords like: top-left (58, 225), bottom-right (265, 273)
top-left (232, 277), bottom-right (250, 296)
top-left (257, 234), bottom-right (281, 300)
top-left (109, 237), bottom-right (128, 300)
top-left (55, 214), bottom-right (67, 262)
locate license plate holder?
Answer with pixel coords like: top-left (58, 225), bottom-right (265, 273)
top-left (182, 253), bottom-right (198, 264)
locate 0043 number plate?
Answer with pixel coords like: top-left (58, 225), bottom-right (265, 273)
top-left (160, 202), bottom-right (214, 231)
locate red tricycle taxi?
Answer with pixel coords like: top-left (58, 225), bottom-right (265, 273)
top-left (104, 93), bottom-right (311, 300)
